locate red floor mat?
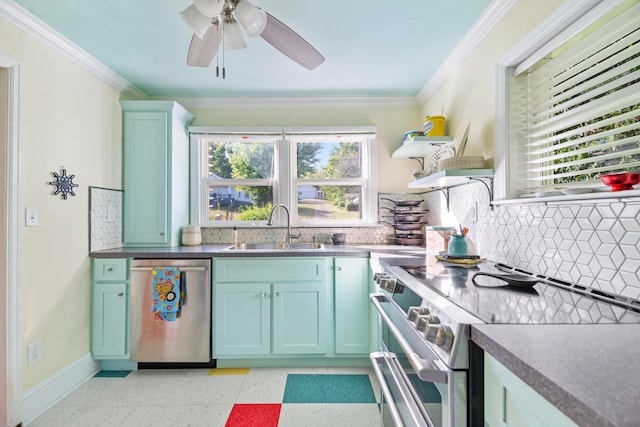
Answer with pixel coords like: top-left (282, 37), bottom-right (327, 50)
top-left (225, 404), bottom-right (282, 427)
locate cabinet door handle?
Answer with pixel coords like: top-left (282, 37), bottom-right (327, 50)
top-left (131, 267), bottom-right (206, 272)
top-left (261, 292), bottom-right (269, 298)
top-left (106, 267), bottom-right (114, 272)
top-left (118, 292), bottom-right (124, 297)
top-left (274, 292), bottom-right (280, 297)
top-left (336, 266), bottom-right (342, 271)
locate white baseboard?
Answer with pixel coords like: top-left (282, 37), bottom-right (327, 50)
top-left (22, 353), bottom-right (99, 425)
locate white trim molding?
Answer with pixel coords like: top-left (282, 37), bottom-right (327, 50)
top-left (163, 96), bottom-right (420, 110)
top-left (0, 0), bottom-right (147, 100)
top-left (416, 0), bottom-right (518, 104)
top-left (22, 353), bottom-right (99, 425)
top-left (1, 54), bottom-right (22, 427)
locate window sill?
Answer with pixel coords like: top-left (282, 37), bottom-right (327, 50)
top-left (494, 189), bottom-right (640, 206)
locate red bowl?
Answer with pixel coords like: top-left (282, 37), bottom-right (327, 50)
top-left (601, 172), bottom-right (640, 191)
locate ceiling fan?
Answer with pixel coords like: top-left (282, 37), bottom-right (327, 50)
top-left (180, 0), bottom-right (325, 77)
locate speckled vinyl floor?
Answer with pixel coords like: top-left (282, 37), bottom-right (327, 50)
top-left (28, 367), bottom-right (382, 427)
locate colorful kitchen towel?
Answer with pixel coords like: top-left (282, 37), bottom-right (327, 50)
top-left (151, 267), bottom-right (182, 321)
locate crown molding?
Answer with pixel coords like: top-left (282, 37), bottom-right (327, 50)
top-left (416, 0), bottom-right (518, 105)
top-left (0, 0), bottom-right (147, 99)
top-left (160, 96), bottom-right (419, 109)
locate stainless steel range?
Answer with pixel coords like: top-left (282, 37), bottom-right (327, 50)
top-left (369, 255), bottom-right (640, 427)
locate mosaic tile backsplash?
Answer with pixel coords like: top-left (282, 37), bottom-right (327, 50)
top-left (89, 187), bottom-right (123, 252)
top-left (426, 182), bottom-right (640, 301)
top-left (89, 182), bottom-right (640, 301)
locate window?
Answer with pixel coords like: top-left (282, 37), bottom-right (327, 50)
top-left (496, 0), bottom-right (640, 199)
top-left (189, 127), bottom-right (377, 226)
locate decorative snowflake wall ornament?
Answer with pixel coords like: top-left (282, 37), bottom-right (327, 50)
top-left (49, 167), bottom-right (79, 200)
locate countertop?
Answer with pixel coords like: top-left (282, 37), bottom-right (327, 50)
top-left (89, 244), bottom-right (427, 259)
top-left (472, 324), bottom-right (640, 427)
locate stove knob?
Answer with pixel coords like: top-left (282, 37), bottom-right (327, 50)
top-left (407, 307), bottom-right (430, 324)
top-left (425, 325), bottom-right (440, 343)
top-left (415, 315), bottom-right (440, 331)
top-left (380, 277), bottom-right (396, 292)
top-left (373, 273), bottom-right (387, 284)
top-left (434, 325), bottom-right (454, 350)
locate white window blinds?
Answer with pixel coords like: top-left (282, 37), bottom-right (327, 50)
top-left (511, 1), bottom-right (640, 195)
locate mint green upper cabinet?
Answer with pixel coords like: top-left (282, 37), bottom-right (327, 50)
top-left (334, 257), bottom-right (370, 354)
top-left (91, 258), bottom-right (129, 359)
top-left (213, 257), bottom-right (330, 357)
top-left (120, 101), bottom-right (194, 247)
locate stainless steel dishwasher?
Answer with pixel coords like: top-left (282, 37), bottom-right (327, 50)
top-left (130, 259), bottom-right (211, 362)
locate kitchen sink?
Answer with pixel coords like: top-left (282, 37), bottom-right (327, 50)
top-left (224, 242), bottom-right (325, 251)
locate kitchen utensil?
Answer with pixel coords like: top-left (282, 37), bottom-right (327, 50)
top-left (380, 220), bottom-right (426, 230)
top-left (392, 235), bottom-right (425, 246)
top-left (601, 172), bottom-right (640, 191)
top-left (471, 272), bottom-right (541, 288)
top-left (380, 198), bottom-right (423, 207)
top-left (560, 187), bottom-right (594, 195)
top-left (424, 144), bottom-right (456, 174)
top-left (438, 156), bottom-right (485, 171)
top-left (390, 213), bottom-right (425, 222)
top-left (455, 123), bottom-right (470, 157)
top-left (331, 232), bottom-right (346, 245)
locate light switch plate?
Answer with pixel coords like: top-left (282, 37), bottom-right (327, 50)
top-left (26, 208), bottom-right (39, 226)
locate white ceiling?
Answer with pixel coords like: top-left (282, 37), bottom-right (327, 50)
top-left (12, 0), bottom-right (493, 99)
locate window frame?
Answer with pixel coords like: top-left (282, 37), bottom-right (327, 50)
top-left (494, 0), bottom-right (638, 203)
top-left (189, 126), bottom-right (378, 227)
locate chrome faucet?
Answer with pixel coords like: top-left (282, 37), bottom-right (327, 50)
top-left (267, 203), bottom-right (301, 243)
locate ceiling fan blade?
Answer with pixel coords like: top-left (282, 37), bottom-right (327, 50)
top-left (259, 12), bottom-right (325, 70)
top-left (187, 24), bottom-right (221, 67)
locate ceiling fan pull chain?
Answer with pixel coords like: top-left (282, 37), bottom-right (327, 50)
top-left (222, 19), bottom-right (226, 78)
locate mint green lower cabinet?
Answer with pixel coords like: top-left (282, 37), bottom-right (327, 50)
top-left (272, 282), bottom-right (327, 354)
top-left (91, 258), bottom-right (129, 359)
top-left (213, 257), bottom-right (330, 358)
top-left (334, 257), bottom-right (370, 354)
top-left (214, 283), bottom-right (270, 356)
top-left (484, 353), bottom-right (577, 427)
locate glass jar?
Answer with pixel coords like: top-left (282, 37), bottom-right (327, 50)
top-left (447, 235), bottom-right (468, 255)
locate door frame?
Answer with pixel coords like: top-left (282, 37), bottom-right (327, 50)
top-left (1, 53), bottom-right (23, 427)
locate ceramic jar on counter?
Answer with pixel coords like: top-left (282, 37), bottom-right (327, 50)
top-left (181, 225), bottom-right (202, 246)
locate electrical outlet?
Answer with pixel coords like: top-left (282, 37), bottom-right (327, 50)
top-left (27, 340), bottom-right (42, 365)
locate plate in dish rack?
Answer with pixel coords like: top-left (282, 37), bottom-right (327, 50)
top-left (424, 144), bottom-right (456, 175)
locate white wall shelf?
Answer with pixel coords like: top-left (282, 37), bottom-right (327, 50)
top-left (391, 136), bottom-right (454, 158)
top-left (408, 168), bottom-right (494, 210)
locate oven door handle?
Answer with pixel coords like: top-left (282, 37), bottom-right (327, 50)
top-left (370, 351), bottom-right (435, 427)
top-left (370, 294), bottom-right (449, 384)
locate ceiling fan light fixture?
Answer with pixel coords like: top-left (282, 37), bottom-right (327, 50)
top-left (234, 1), bottom-right (267, 37)
top-left (193, 0), bottom-right (224, 18)
top-left (180, 5), bottom-right (211, 39)
top-left (223, 19), bottom-right (247, 50)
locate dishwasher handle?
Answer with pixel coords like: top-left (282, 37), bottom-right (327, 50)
top-left (130, 266), bottom-right (206, 272)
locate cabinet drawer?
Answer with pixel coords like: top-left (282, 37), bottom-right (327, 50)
top-left (214, 258), bottom-right (328, 282)
top-left (93, 258), bottom-right (128, 281)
